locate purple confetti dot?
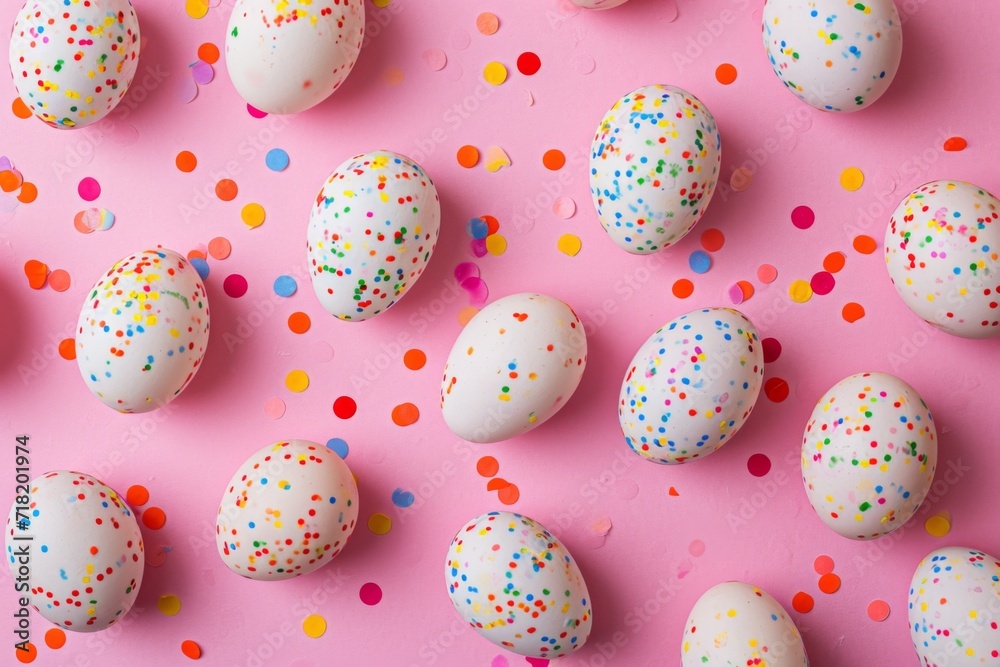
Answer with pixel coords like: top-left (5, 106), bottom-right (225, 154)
top-left (191, 60), bottom-right (215, 85)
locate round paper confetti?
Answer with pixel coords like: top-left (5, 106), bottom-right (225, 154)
top-left (457, 306), bottom-right (479, 326)
top-left (757, 264), bottom-right (778, 284)
top-left (451, 28), bottom-right (471, 50)
top-left (326, 438), bottom-right (349, 458)
top-left (126, 485), bottom-right (150, 507)
top-left (553, 196), bottom-right (576, 218)
top-left (273, 275), bottom-right (297, 297)
top-left (142, 507), bottom-right (167, 530)
top-left (197, 42), bottom-right (220, 64)
top-left (208, 237), bottom-right (231, 259)
top-left (852, 235), bottom-right (877, 254)
top-left (517, 52), bottom-right (541, 75)
top-left (191, 60), bottom-right (214, 85)
top-left (943, 136), bottom-right (967, 152)
top-left (735, 280), bottom-right (755, 303)
top-left (184, 0), bottom-right (208, 19)
top-left (497, 483), bottom-right (520, 505)
top-left (791, 205), bottom-right (815, 229)
top-left (688, 540), bottom-right (706, 557)
top-left (747, 453), bottom-right (771, 477)
top-left (557, 234), bottom-right (582, 256)
top-left (17, 182), bottom-right (37, 204)
top-left (78, 177), bottom-right (101, 201)
top-left (466, 217), bottom-right (489, 239)
top-left (729, 167), bottom-right (752, 192)
top-left (368, 513), bottom-right (392, 535)
top-left (303, 614), bottom-right (327, 639)
top-left (700, 228), bottom-right (725, 252)
top-left (0, 170), bottom-right (22, 192)
top-left (403, 349), bottom-right (426, 370)
top-left (285, 370), bottom-right (309, 393)
top-left (24, 260), bottom-right (48, 289)
top-left (423, 48), bottom-right (447, 71)
top-left (48, 269), bottom-right (71, 292)
top-left (867, 600), bottom-right (891, 622)
top-left (15, 642), bottom-right (37, 663)
top-left (176, 151), bottom-right (197, 172)
top-left (58, 339), bottom-right (76, 361)
top-left (180, 640), bottom-right (201, 660)
top-left (810, 271), bottom-right (835, 296)
top-left (457, 145), bottom-right (479, 168)
top-left (158, 594), bottom-right (182, 616)
top-left (689, 250), bottom-right (711, 274)
top-left (715, 63), bottom-right (738, 85)
top-left (391, 402), bottom-right (420, 426)
top-left (382, 67), bottom-right (404, 85)
top-left (392, 489), bottom-right (415, 508)
top-left (265, 148), bottom-right (290, 172)
top-left (485, 234), bottom-right (507, 256)
top-left (189, 258), bottom-right (209, 281)
top-left (223, 274), bottom-right (248, 298)
top-left (792, 592), bottom-right (814, 614)
top-left (761, 337), bottom-right (782, 363)
top-left (247, 104), bottom-right (267, 118)
top-left (334, 396), bottom-right (357, 419)
top-left (359, 583), bottom-right (383, 606)
top-left (572, 54), bottom-right (596, 75)
top-left (263, 397), bottom-right (286, 419)
top-left (925, 514), bottom-right (951, 537)
top-left (814, 555), bottom-right (835, 576)
top-left (542, 149), bottom-right (566, 171)
top-left (476, 12), bottom-right (499, 35)
top-left (764, 377), bottom-right (790, 403)
top-left (12, 98), bottom-right (32, 119)
top-left (241, 203), bottom-right (266, 228)
top-left (288, 312), bottom-right (311, 334)
top-left (215, 179), bottom-right (238, 201)
top-left (43, 628), bottom-right (66, 650)
top-left (842, 302), bottom-right (866, 323)
top-left (839, 167), bottom-right (864, 191)
top-left (461, 276), bottom-right (489, 306)
top-left (483, 62), bottom-right (508, 85)
top-left (818, 573), bottom-right (841, 594)
top-left (672, 278), bottom-right (694, 299)
top-left (477, 456), bottom-right (500, 477)
top-left (789, 279), bottom-right (813, 303)
top-left (823, 251), bottom-right (846, 273)
top-left (728, 283), bottom-right (746, 305)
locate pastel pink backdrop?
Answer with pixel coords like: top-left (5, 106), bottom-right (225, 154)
top-left (2, 0), bottom-right (999, 665)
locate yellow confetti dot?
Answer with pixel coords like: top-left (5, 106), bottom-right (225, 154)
top-left (368, 513), bottom-right (392, 535)
top-left (285, 370), bottom-right (309, 393)
top-left (185, 0), bottom-right (209, 19)
top-left (372, 0), bottom-right (391, 7)
top-left (839, 166), bottom-right (864, 191)
top-left (925, 514), bottom-right (951, 538)
top-left (302, 614), bottom-right (327, 639)
top-left (789, 279), bottom-right (813, 303)
top-left (486, 234), bottom-right (507, 256)
top-left (241, 203), bottom-right (266, 228)
top-left (483, 62), bottom-right (508, 86)
top-left (458, 306), bottom-right (479, 326)
top-left (157, 594), bottom-right (181, 616)
top-left (557, 234), bottom-right (582, 256)
top-left (484, 145), bottom-right (511, 173)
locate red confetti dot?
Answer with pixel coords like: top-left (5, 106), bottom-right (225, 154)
top-left (747, 453), bottom-right (771, 477)
top-left (764, 377), bottom-right (789, 402)
top-left (792, 591), bottom-right (814, 614)
top-left (819, 572), bottom-right (841, 594)
top-left (359, 582), bottom-right (382, 606)
top-left (142, 507), bottom-right (167, 530)
top-left (810, 271), bottom-right (836, 296)
top-left (791, 205), bottom-right (814, 229)
top-left (333, 396), bottom-right (357, 419)
top-left (761, 337), bottom-right (782, 363)
top-left (223, 274), bottom-right (248, 298)
top-left (867, 599), bottom-right (890, 621)
top-left (814, 555), bottom-right (835, 575)
top-left (78, 177), bottom-right (101, 201)
top-left (700, 228), bottom-right (725, 252)
top-left (517, 52), bottom-right (541, 75)
top-left (943, 136), bottom-right (967, 152)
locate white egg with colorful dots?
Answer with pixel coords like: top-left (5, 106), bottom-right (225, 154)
top-left (445, 511), bottom-right (593, 659)
top-left (908, 546), bottom-right (1000, 666)
top-left (440, 293), bottom-right (587, 443)
top-left (8, 0), bottom-right (141, 128)
top-left (307, 150), bottom-right (440, 322)
top-left (216, 440), bottom-right (359, 581)
top-left (590, 84), bottom-right (722, 254)
top-left (619, 308), bottom-right (764, 464)
top-left (762, 0), bottom-right (903, 112)
top-left (5, 471), bottom-right (144, 632)
top-left (75, 248), bottom-right (210, 413)
top-left (885, 180), bottom-right (1000, 339)
top-left (801, 372), bottom-right (937, 540)
top-left (682, 582), bottom-right (808, 667)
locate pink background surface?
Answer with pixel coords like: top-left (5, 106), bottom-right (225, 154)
top-left (2, 0), bottom-right (1000, 665)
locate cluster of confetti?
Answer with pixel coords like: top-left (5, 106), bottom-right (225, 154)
top-left (0, 158), bottom-right (38, 208)
top-left (178, 42), bottom-right (219, 104)
top-left (476, 456), bottom-right (520, 505)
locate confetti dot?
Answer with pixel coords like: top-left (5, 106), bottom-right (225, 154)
top-left (187, 249), bottom-right (207, 262)
top-left (764, 377), bottom-right (789, 403)
top-left (689, 250), bottom-right (712, 274)
top-left (422, 48), bottom-right (447, 71)
top-left (301, 614), bottom-right (327, 639)
top-left (810, 271), bottom-right (836, 296)
top-left (461, 276), bottom-right (489, 306)
top-left (247, 104), bottom-right (267, 118)
top-left (485, 234), bottom-right (507, 256)
top-left (0, 170), bottom-right (22, 193)
top-left (517, 52), bottom-right (541, 75)
top-left (925, 514), bottom-right (951, 537)
top-left (326, 438), bottom-right (349, 458)
top-left (466, 217), bottom-right (489, 239)
top-left (372, 0), bottom-right (390, 7)
top-left (180, 640), bottom-right (201, 660)
top-left (842, 302), bottom-right (866, 323)
top-left (78, 177), bottom-right (101, 201)
top-left (557, 234), bottom-right (582, 256)
top-left (273, 275), bottom-right (297, 297)
top-left (814, 555), bottom-right (835, 576)
top-left (142, 507), bottom-right (167, 530)
top-left (735, 280), bottom-right (755, 303)
top-left (789, 279), bottom-right (813, 303)
top-left (70, 207), bottom-right (114, 233)
top-left (197, 42), bottom-right (220, 64)
top-left (368, 513), bottom-right (392, 535)
top-left (791, 205), bottom-right (815, 229)
top-left (264, 397), bottom-right (286, 420)
top-left (223, 274), bottom-right (248, 298)
top-left (476, 12), bottom-right (500, 35)
top-left (943, 136), bottom-right (967, 152)
top-left (818, 573), bottom-right (841, 594)
top-left (14, 642), bottom-right (37, 663)
top-left (48, 269), bottom-right (71, 292)
top-left (823, 251), bottom-right (846, 273)
top-left (189, 257), bottom-right (209, 281)
top-left (761, 337), bottom-right (781, 363)
top-left (477, 456), bottom-right (500, 477)
top-left (867, 600), bottom-right (891, 622)
top-left (359, 582), bottom-right (383, 606)
top-left (288, 312), bottom-right (311, 334)
top-left (12, 98), bottom-right (32, 119)
top-left (191, 60), bottom-right (214, 85)
top-left (729, 167), bottom-right (752, 192)
top-left (265, 148), bottom-right (290, 172)
top-left (241, 203), bottom-right (266, 228)
top-left (24, 260), bottom-right (48, 289)
top-left (451, 28), bottom-right (471, 50)
top-left (175, 151), bottom-right (197, 172)
top-left (381, 66), bottom-right (404, 85)
top-left (792, 592), bottom-right (815, 614)
top-left (747, 453), bottom-right (771, 477)
top-left (486, 478), bottom-right (509, 492)
top-left (158, 594), bottom-right (182, 616)
top-left (497, 483), bottom-right (520, 505)
top-left (458, 306), bottom-right (479, 326)
top-left (757, 264), bottom-right (778, 284)
top-left (43, 628), bottom-right (66, 650)
top-left (184, 0), bottom-right (208, 19)
top-left (126, 485), bottom-right (150, 507)
top-left (484, 145), bottom-right (511, 172)
top-left (553, 196), bottom-right (576, 219)
top-left (688, 540), bottom-right (706, 557)
top-left (700, 228), bottom-right (725, 252)
top-left (668, 486), bottom-right (679, 496)
top-left (391, 402), bottom-right (420, 426)
top-left (392, 489), bottom-right (415, 508)
top-left (542, 149), bottom-right (566, 171)
top-left (483, 62), bottom-right (508, 85)
top-left (208, 237), bottom-right (231, 259)
top-left (484, 219), bottom-right (499, 239)
top-left (401, 349), bottom-right (426, 371)
top-left (852, 234), bottom-right (877, 254)
top-left (58, 338), bottom-right (76, 361)
top-left (457, 145), bottom-right (480, 168)
top-left (715, 63), bottom-right (738, 84)
top-left (17, 182), bottom-right (37, 204)
top-left (672, 278), bottom-right (694, 299)
top-left (215, 179), bottom-right (238, 201)
top-left (728, 283), bottom-right (746, 305)
top-left (572, 54), bottom-right (596, 75)
top-left (840, 167), bottom-right (864, 191)
top-left (334, 396), bottom-right (357, 419)
top-left (285, 370), bottom-right (309, 393)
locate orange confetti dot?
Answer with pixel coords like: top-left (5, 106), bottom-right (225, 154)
top-left (0, 170), bottom-right (23, 193)
top-left (476, 11), bottom-right (499, 35)
top-left (181, 640), bottom-right (201, 660)
top-left (813, 555), bottom-right (835, 575)
top-left (456, 145), bottom-right (480, 168)
top-left (542, 149), bottom-right (566, 171)
top-left (715, 63), bottom-right (738, 85)
top-left (17, 182), bottom-right (37, 204)
top-left (483, 215), bottom-right (500, 235)
top-left (672, 279), bottom-right (694, 299)
top-left (288, 312), bottom-right (311, 334)
top-left (867, 599), bottom-right (890, 622)
top-left (497, 483), bottom-right (520, 505)
top-left (215, 179), bottom-right (238, 201)
top-left (187, 249), bottom-right (206, 261)
top-left (175, 151), bottom-right (197, 173)
top-left (197, 42), bottom-right (220, 64)
top-left (736, 280), bottom-right (755, 302)
top-left (700, 228), bottom-right (725, 252)
top-left (48, 269), bottom-right (71, 292)
top-left (12, 97), bottom-right (32, 119)
top-left (853, 235), bottom-right (877, 254)
top-left (818, 572), bottom-right (841, 594)
top-left (126, 485), bottom-right (150, 507)
top-left (823, 251), bottom-right (846, 273)
top-left (764, 377), bottom-right (789, 402)
top-left (208, 237), bottom-right (231, 260)
top-left (403, 348), bottom-right (426, 370)
top-left (476, 456), bottom-right (499, 477)
top-left (792, 592), bottom-right (814, 614)
top-left (14, 641), bottom-right (37, 663)
top-left (842, 302), bottom-right (866, 323)
top-left (58, 338), bottom-right (76, 361)
top-left (44, 628), bottom-right (66, 650)
top-left (486, 477), bottom-right (509, 492)
top-left (24, 260), bottom-right (48, 289)
top-left (943, 136), bottom-right (967, 152)
top-left (391, 402), bottom-right (420, 426)
top-left (458, 306), bottom-right (479, 326)
top-left (142, 507), bottom-right (167, 530)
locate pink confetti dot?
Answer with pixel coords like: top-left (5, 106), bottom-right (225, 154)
top-left (454, 262), bottom-right (479, 283)
top-left (422, 48), bottom-right (447, 71)
top-left (747, 453), bottom-right (771, 477)
top-left (359, 582), bottom-right (382, 606)
top-left (461, 276), bottom-right (489, 307)
top-left (78, 177), bottom-right (101, 201)
top-left (470, 237), bottom-right (487, 258)
top-left (688, 539), bottom-right (705, 557)
top-left (791, 205), bottom-right (815, 230)
top-left (553, 196), bottom-right (576, 219)
top-left (491, 656), bottom-right (510, 667)
top-left (264, 397), bottom-right (285, 420)
top-left (867, 599), bottom-right (890, 622)
top-left (223, 273), bottom-right (248, 298)
top-left (247, 104), bottom-right (267, 118)
top-left (762, 337), bottom-right (782, 363)
top-left (810, 271), bottom-right (836, 296)
top-left (757, 263), bottom-right (778, 284)
top-left (814, 555), bottom-right (835, 575)
top-left (728, 283), bottom-right (745, 305)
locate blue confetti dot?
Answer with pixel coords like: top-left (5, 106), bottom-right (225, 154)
top-left (391, 488), bottom-right (415, 508)
top-left (465, 217), bottom-right (489, 240)
top-left (273, 275), bottom-right (297, 297)
top-left (326, 438), bottom-right (349, 459)
top-left (265, 148), bottom-right (289, 172)
top-left (689, 250), bottom-right (712, 274)
top-left (190, 257), bottom-right (210, 280)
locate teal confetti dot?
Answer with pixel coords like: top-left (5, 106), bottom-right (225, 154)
top-left (689, 250), bottom-right (711, 274)
top-left (326, 438), bottom-right (349, 459)
top-left (273, 275), bottom-right (297, 297)
top-left (190, 257), bottom-right (210, 280)
top-left (265, 148), bottom-right (289, 172)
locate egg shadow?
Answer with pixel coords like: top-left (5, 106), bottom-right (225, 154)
top-left (0, 275), bottom-right (29, 376)
top-left (561, 535), bottom-right (632, 659)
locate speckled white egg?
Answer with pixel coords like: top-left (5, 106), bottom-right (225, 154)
top-left (225, 0), bottom-right (364, 114)
top-left (885, 180), bottom-right (1000, 339)
top-left (682, 582), bottom-right (808, 666)
top-left (307, 150), bottom-right (440, 322)
top-left (440, 293), bottom-right (587, 443)
top-left (762, 0), bottom-right (903, 112)
top-left (216, 440), bottom-right (359, 581)
top-left (8, 0), bottom-right (140, 128)
top-left (445, 511), bottom-right (592, 658)
top-left (908, 546), bottom-right (1000, 666)
top-left (619, 308), bottom-right (763, 464)
top-left (75, 249), bottom-right (210, 413)
top-left (5, 471), bottom-right (143, 632)
top-left (590, 84), bottom-right (722, 254)
top-left (571, 0), bottom-right (630, 8)
top-left (802, 372), bottom-right (937, 540)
